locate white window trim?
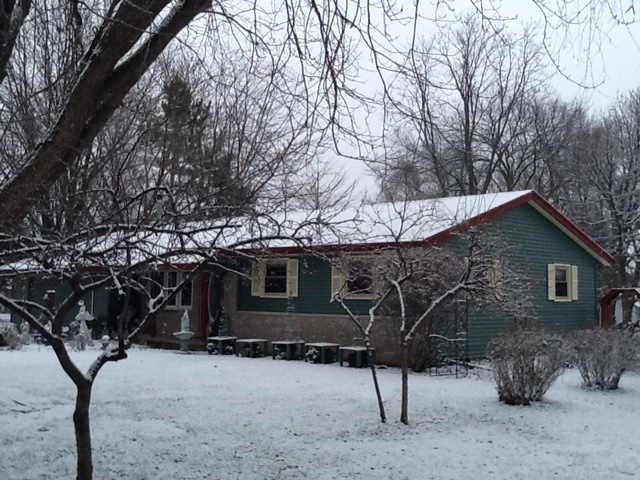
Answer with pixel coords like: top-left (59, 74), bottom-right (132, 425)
top-left (161, 271), bottom-right (193, 310)
top-left (331, 256), bottom-right (378, 300)
top-left (251, 258), bottom-right (299, 299)
top-left (547, 264), bottom-right (578, 302)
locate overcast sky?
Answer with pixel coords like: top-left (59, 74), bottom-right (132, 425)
top-left (496, 0), bottom-right (640, 109)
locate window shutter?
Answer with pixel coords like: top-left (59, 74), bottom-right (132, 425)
top-left (488, 260), bottom-right (503, 292)
top-left (571, 265), bottom-right (579, 301)
top-left (251, 261), bottom-right (263, 296)
top-left (547, 264), bottom-right (555, 300)
top-left (287, 259), bottom-right (299, 297)
top-left (331, 265), bottom-right (345, 299)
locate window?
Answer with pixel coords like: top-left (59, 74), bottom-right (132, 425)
top-left (331, 257), bottom-right (377, 300)
top-left (547, 264), bottom-right (578, 302)
top-left (464, 257), bottom-right (503, 294)
top-left (251, 258), bottom-right (299, 298)
top-left (487, 261), bottom-right (503, 290)
top-left (158, 271), bottom-right (193, 308)
top-left (265, 262), bottom-right (288, 294)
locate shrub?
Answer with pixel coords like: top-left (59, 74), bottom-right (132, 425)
top-left (568, 328), bottom-right (636, 390)
top-left (0, 322), bottom-right (22, 350)
top-left (488, 328), bottom-right (566, 405)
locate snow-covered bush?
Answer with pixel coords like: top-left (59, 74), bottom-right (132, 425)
top-left (488, 328), bottom-right (566, 405)
top-left (0, 322), bottom-right (22, 350)
top-left (305, 347), bottom-right (320, 363)
top-left (568, 328), bottom-right (636, 390)
top-left (273, 346), bottom-right (286, 360)
top-left (67, 320), bottom-right (80, 339)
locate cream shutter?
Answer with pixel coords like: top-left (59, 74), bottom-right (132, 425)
top-left (547, 264), bottom-right (556, 300)
top-left (251, 261), bottom-right (264, 296)
top-left (571, 265), bottom-right (579, 301)
top-left (331, 265), bottom-right (345, 299)
top-left (287, 259), bottom-right (299, 297)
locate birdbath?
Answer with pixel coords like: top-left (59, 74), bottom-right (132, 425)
top-left (173, 311), bottom-right (194, 352)
top-left (75, 300), bottom-right (94, 350)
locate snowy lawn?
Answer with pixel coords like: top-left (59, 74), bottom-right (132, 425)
top-left (1, 346), bottom-right (638, 480)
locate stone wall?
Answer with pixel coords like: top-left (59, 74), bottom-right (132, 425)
top-left (223, 272), bottom-right (402, 365)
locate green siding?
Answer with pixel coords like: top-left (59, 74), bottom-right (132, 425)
top-left (237, 256), bottom-right (374, 316)
top-left (8, 276), bottom-right (26, 325)
top-left (465, 204), bottom-right (599, 358)
top-left (11, 275), bottom-right (111, 328)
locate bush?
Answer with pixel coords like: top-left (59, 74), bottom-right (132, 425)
top-left (488, 328), bottom-right (566, 405)
top-left (0, 322), bottom-right (22, 350)
top-left (568, 328), bottom-right (636, 390)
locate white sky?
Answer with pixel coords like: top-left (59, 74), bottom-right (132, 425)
top-left (491, 0), bottom-right (640, 110)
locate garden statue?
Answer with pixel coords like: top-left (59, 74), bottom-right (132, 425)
top-left (173, 310), bottom-right (194, 352)
top-left (19, 321), bottom-right (31, 345)
top-left (75, 300), bottom-right (94, 350)
top-left (181, 310), bottom-right (190, 331)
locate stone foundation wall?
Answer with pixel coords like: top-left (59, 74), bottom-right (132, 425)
top-left (229, 311), bottom-right (401, 365)
top-left (223, 273), bottom-right (402, 365)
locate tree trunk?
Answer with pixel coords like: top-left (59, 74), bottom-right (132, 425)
top-left (365, 340), bottom-right (386, 423)
top-left (400, 339), bottom-right (409, 425)
top-left (74, 382), bottom-right (94, 480)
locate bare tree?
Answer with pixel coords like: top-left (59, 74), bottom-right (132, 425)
top-left (0, 1), bottom-right (215, 230)
top-left (0, 17), bottom-right (337, 479)
top-left (562, 90), bottom-right (640, 321)
top-left (379, 16), bottom-right (547, 199)
top-left (327, 196), bottom-right (531, 424)
top-left (332, 235), bottom-right (505, 424)
top-left (0, 0), bottom-right (403, 231)
top-left (0, 198), bottom-right (337, 479)
top-left (289, 157), bottom-right (358, 212)
top-left (457, 0), bottom-right (638, 87)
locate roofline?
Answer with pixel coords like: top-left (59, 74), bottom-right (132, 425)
top-left (248, 191), bottom-right (615, 266)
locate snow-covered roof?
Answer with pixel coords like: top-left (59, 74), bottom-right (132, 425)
top-left (241, 189), bottom-right (613, 266)
top-left (1, 190), bottom-right (614, 273)
top-left (291, 190), bottom-right (532, 246)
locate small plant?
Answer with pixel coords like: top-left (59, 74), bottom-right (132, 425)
top-left (67, 320), bottom-right (80, 339)
top-left (0, 322), bottom-right (21, 350)
top-left (305, 347), bottom-right (320, 363)
top-left (488, 328), bottom-right (566, 405)
top-left (207, 341), bottom-right (235, 355)
top-left (569, 328), bottom-right (636, 390)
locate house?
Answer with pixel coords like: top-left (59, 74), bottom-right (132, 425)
top-left (9, 191), bottom-right (614, 363)
top-left (219, 190), bottom-right (614, 364)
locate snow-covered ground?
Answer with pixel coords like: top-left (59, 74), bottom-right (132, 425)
top-left (1, 346), bottom-right (638, 480)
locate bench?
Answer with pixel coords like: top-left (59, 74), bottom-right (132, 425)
top-left (339, 346), bottom-right (375, 368)
top-left (305, 342), bottom-right (340, 364)
top-left (271, 340), bottom-right (305, 360)
top-left (236, 338), bottom-right (268, 358)
top-left (207, 336), bottom-right (237, 355)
